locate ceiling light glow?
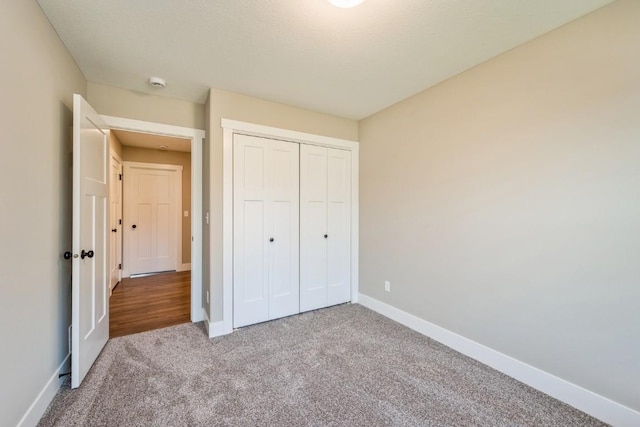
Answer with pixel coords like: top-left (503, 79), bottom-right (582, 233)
top-left (328, 0), bottom-right (365, 8)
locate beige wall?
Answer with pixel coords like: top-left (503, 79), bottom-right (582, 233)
top-left (359, 0), bottom-right (640, 411)
top-left (205, 88), bottom-right (358, 321)
top-left (122, 146), bottom-right (192, 264)
top-left (0, 1), bottom-right (87, 425)
top-left (88, 82), bottom-right (206, 130)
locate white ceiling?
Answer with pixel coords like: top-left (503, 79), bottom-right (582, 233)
top-left (37, 0), bottom-right (613, 120)
top-left (113, 130), bottom-right (191, 153)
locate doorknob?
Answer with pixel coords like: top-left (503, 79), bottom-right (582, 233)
top-left (81, 249), bottom-right (94, 259)
top-left (324, 234), bottom-right (328, 239)
top-left (64, 251), bottom-right (72, 260)
top-left (132, 224), bottom-right (137, 229)
top-left (269, 237), bottom-right (274, 242)
top-left (111, 228), bottom-right (117, 233)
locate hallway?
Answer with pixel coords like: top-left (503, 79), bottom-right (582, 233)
top-left (110, 271), bottom-right (191, 338)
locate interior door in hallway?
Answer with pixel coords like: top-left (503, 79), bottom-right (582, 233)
top-left (124, 162), bottom-right (182, 276)
top-left (109, 152), bottom-right (122, 292)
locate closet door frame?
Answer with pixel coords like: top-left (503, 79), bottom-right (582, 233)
top-left (218, 119), bottom-right (359, 336)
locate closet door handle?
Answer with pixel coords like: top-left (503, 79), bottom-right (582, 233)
top-left (324, 234), bottom-right (328, 239)
top-left (269, 237), bottom-right (274, 242)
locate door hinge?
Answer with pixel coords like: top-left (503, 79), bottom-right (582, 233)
top-left (118, 264), bottom-right (122, 269)
top-left (119, 173), bottom-right (122, 181)
top-left (119, 219), bottom-right (122, 225)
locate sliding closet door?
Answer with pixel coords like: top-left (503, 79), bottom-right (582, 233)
top-left (233, 134), bottom-right (299, 328)
top-left (326, 148), bottom-right (351, 306)
top-left (300, 145), bottom-right (329, 312)
top-left (300, 145), bottom-right (351, 312)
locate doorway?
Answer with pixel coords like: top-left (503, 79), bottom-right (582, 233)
top-left (103, 116), bottom-right (204, 328)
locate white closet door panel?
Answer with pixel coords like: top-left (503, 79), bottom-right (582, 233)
top-left (269, 200), bottom-right (298, 319)
top-left (300, 145), bottom-right (328, 312)
top-left (236, 200), bottom-right (269, 327)
top-left (327, 148), bottom-right (352, 305)
top-left (233, 135), bottom-right (269, 327)
top-left (267, 140), bottom-right (299, 320)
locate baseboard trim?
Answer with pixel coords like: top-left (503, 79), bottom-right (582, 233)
top-left (210, 320), bottom-right (233, 338)
top-left (16, 353), bottom-right (70, 427)
top-left (179, 263), bottom-right (191, 272)
top-left (202, 309), bottom-right (232, 338)
top-left (358, 294), bottom-right (639, 427)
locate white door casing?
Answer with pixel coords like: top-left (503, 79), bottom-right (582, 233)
top-left (300, 146), bottom-right (351, 312)
top-left (233, 134), bottom-right (299, 328)
top-left (109, 150), bottom-right (122, 293)
top-left (72, 94), bottom-right (110, 389)
top-left (123, 162), bottom-right (182, 276)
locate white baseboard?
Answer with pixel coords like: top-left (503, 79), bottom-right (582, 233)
top-left (202, 306), bottom-right (233, 338)
top-left (16, 353), bottom-right (70, 427)
top-left (209, 320), bottom-right (232, 338)
top-left (179, 263), bottom-right (191, 272)
top-left (358, 294), bottom-right (640, 427)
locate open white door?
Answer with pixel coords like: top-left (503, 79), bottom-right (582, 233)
top-left (71, 94), bottom-right (110, 389)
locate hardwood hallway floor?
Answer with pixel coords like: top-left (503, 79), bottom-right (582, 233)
top-left (110, 271), bottom-right (191, 338)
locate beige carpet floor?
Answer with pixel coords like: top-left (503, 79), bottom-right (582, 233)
top-left (38, 304), bottom-right (605, 426)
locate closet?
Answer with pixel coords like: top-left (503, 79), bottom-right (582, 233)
top-left (232, 133), bottom-right (352, 328)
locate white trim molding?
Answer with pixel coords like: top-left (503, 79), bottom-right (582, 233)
top-left (220, 119), bottom-right (359, 333)
top-left (202, 308), bottom-right (232, 339)
top-left (102, 115), bottom-right (205, 323)
top-left (221, 119), bottom-right (358, 150)
top-left (209, 321), bottom-right (231, 338)
top-left (358, 294), bottom-right (640, 427)
top-left (17, 354), bottom-right (70, 427)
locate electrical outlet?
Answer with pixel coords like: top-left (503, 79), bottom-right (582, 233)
top-left (384, 280), bottom-right (391, 292)
top-left (206, 291), bottom-right (210, 304)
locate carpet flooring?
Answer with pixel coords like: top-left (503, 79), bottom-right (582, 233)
top-left (38, 304), bottom-right (606, 426)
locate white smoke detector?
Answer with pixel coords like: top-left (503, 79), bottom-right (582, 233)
top-left (148, 76), bottom-right (166, 88)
